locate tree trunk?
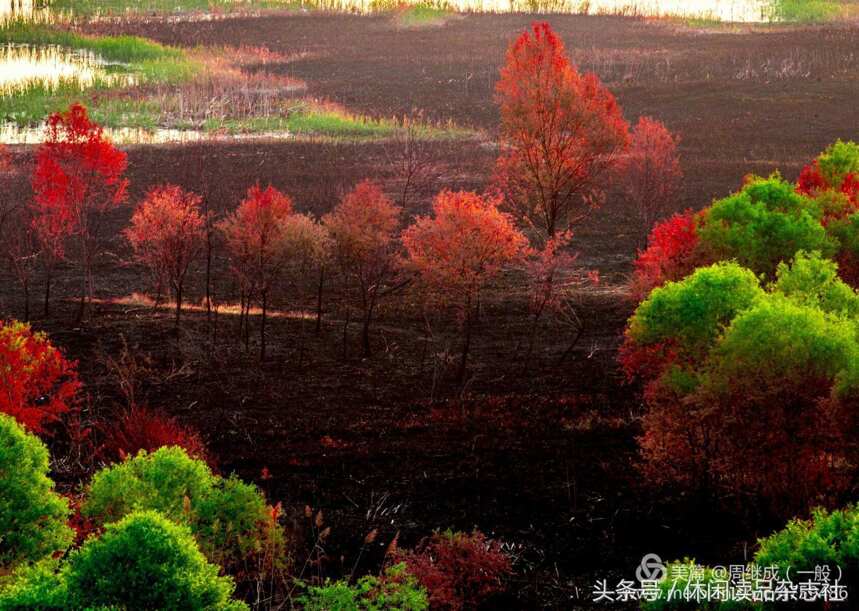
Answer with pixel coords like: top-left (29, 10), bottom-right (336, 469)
top-left (260, 290), bottom-right (267, 361)
top-left (315, 266), bottom-right (325, 335)
top-left (457, 296), bottom-right (473, 384)
top-left (43, 269), bottom-right (51, 317)
top-left (342, 307), bottom-right (351, 359)
top-left (361, 302), bottom-right (374, 358)
top-left (22, 278), bottom-right (29, 322)
top-left (174, 282), bottom-right (182, 327)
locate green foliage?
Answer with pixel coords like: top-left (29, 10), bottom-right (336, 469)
top-left (696, 174), bottom-right (836, 278)
top-left (704, 295), bottom-right (859, 397)
top-left (0, 414), bottom-right (73, 569)
top-left (627, 262), bottom-right (764, 359)
top-left (298, 563), bottom-right (429, 611)
top-left (0, 560), bottom-right (68, 610)
top-left (82, 447), bottom-right (286, 572)
top-left (65, 511), bottom-right (246, 610)
top-left (816, 139), bottom-right (859, 188)
top-left (774, 250), bottom-right (859, 317)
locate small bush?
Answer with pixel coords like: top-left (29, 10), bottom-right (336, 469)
top-left (395, 530), bottom-right (512, 611)
top-left (0, 413), bottom-right (72, 569)
top-left (82, 446), bottom-right (286, 577)
top-left (631, 210), bottom-right (701, 298)
top-left (98, 406), bottom-right (210, 465)
top-left (299, 563), bottom-right (429, 611)
top-left (0, 320), bottom-right (80, 434)
top-left (66, 510), bottom-right (246, 610)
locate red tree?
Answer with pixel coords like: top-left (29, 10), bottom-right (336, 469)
top-left (125, 185), bottom-right (206, 325)
top-left (617, 116), bottom-right (683, 245)
top-left (98, 406), bottom-right (209, 466)
top-left (323, 180), bottom-right (401, 357)
top-left (402, 190), bottom-right (527, 379)
top-left (0, 320), bottom-right (80, 434)
top-left (31, 103), bottom-right (128, 320)
top-left (494, 22), bottom-right (629, 239)
top-left (630, 209), bottom-right (700, 299)
top-left (218, 184), bottom-right (293, 359)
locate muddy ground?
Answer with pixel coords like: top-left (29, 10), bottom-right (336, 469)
top-left (4, 12), bottom-right (859, 608)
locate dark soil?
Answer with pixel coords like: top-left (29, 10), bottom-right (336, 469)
top-left (5, 12), bottom-right (859, 609)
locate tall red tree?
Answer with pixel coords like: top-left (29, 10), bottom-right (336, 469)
top-left (31, 103), bottom-right (128, 320)
top-left (494, 22), bottom-right (629, 239)
top-left (617, 116), bottom-right (683, 245)
top-left (402, 190), bottom-right (527, 379)
top-left (218, 184), bottom-right (293, 359)
top-left (324, 180), bottom-right (401, 357)
top-left (125, 185), bottom-right (206, 325)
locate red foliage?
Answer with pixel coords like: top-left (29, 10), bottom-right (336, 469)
top-left (0, 320), bottom-right (80, 434)
top-left (395, 530), bottom-right (512, 611)
top-left (630, 209), bottom-right (700, 299)
top-left (796, 161), bottom-right (827, 197)
top-left (125, 185), bottom-right (206, 323)
top-left (525, 230), bottom-right (578, 317)
top-left (402, 190), bottom-right (527, 311)
top-left (494, 22), bottom-right (629, 238)
top-left (98, 406), bottom-right (210, 465)
top-left (31, 103), bottom-right (128, 311)
top-left (219, 184), bottom-right (294, 299)
top-left (323, 180), bottom-right (401, 356)
top-left (617, 116), bottom-right (683, 241)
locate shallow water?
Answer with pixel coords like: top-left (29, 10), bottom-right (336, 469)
top-left (0, 44), bottom-right (136, 95)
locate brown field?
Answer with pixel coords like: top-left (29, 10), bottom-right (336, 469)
top-left (5, 12), bottom-right (859, 608)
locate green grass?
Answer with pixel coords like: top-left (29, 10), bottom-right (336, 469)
top-left (202, 106), bottom-right (474, 141)
top-left (768, 0), bottom-right (843, 22)
top-left (395, 4), bottom-right (451, 27)
top-left (47, 0), bottom-right (302, 17)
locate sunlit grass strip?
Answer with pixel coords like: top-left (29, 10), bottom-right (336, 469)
top-left (47, 0), bottom-right (302, 17)
top-left (768, 0), bottom-right (852, 22)
top-left (394, 4), bottom-right (453, 27)
top-left (203, 103), bottom-right (475, 141)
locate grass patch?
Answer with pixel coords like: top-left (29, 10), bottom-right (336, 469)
top-left (203, 104), bottom-right (470, 140)
top-left (768, 0), bottom-right (843, 22)
top-left (47, 0), bottom-right (302, 17)
top-left (395, 4), bottom-right (452, 27)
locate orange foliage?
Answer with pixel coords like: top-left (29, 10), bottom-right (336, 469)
top-left (125, 185), bottom-right (206, 323)
top-left (494, 22), bottom-right (629, 238)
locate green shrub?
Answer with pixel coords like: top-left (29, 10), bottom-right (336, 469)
top-left (816, 139), bottom-right (859, 188)
top-left (696, 174), bottom-right (836, 278)
top-left (66, 510), bottom-right (246, 610)
top-left (0, 560), bottom-right (68, 610)
top-left (623, 262), bottom-right (763, 382)
top-left (773, 250), bottom-right (859, 317)
top-left (0, 413), bottom-right (73, 569)
top-left (82, 447), bottom-right (286, 574)
top-left (298, 563), bottom-right (429, 611)
top-left (705, 295), bottom-right (859, 397)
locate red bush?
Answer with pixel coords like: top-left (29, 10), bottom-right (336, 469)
top-left (630, 209), bottom-right (700, 298)
top-left (796, 161), bottom-right (827, 197)
top-left (395, 530), bottom-right (512, 611)
top-left (98, 406), bottom-right (210, 465)
top-left (0, 320), bottom-right (80, 433)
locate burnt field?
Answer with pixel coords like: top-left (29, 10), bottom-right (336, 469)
top-left (4, 11), bottom-right (859, 609)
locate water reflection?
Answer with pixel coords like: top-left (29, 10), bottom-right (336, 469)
top-left (0, 44), bottom-right (136, 94)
